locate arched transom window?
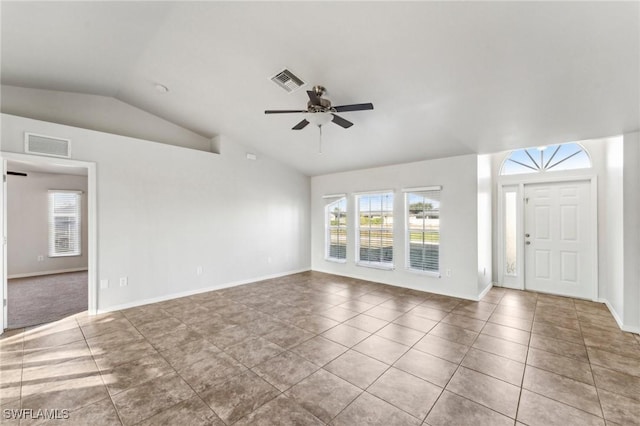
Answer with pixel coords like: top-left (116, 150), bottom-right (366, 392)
top-left (501, 142), bottom-right (591, 176)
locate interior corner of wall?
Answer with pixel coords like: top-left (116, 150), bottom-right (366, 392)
top-left (476, 280), bottom-right (493, 301)
top-left (210, 135), bottom-right (221, 154)
top-left (598, 297), bottom-right (640, 333)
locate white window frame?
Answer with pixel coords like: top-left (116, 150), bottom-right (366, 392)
top-left (500, 142), bottom-right (592, 176)
top-left (497, 184), bottom-right (522, 289)
top-left (324, 195), bottom-right (347, 263)
top-left (403, 186), bottom-right (441, 277)
top-left (497, 170), bottom-right (598, 296)
top-left (355, 191), bottom-right (394, 270)
top-left (497, 142), bottom-right (596, 291)
top-left (48, 190), bottom-right (82, 257)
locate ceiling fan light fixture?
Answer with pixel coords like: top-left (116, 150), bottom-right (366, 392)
top-left (265, 85), bottom-right (372, 131)
top-left (306, 112), bottom-right (333, 127)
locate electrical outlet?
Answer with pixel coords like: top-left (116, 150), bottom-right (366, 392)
top-left (37, 255), bottom-right (44, 262)
top-left (446, 269), bottom-right (452, 277)
top-left (119, 277), bottom-right (128, 287)
top-left (100, 279), bottom-right (109, 289)
top-left (196, 266), bottom-right (203, 276)
top-left (267, 256), bottom-right (272, 264)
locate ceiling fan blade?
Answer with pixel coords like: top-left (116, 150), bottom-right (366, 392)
top-left (292, 119), bottom-right (310, 130)
top-left (306, 90), bottom-right (321, 105)
top-left (331, 114), bottom-right (354, 129)
top-left (265, 110), bottom-right (307, 114)
top-left (333, 103), bottom-right (374, 112)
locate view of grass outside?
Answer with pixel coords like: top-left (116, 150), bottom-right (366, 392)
top-left (409, 230), bottom-right (439, 243)
top-left (357, 193), bottom-right (394, 265)
top-left (325, 191), bottom-right (441, 271)
top-left (407, 191), bottom-right (441, 272)
top-left (359, 229), bottom-right (393, 262)
top-left (328, 228), bottom-right (347, 259)
top-left (326, 198), bottom-right (347, 260)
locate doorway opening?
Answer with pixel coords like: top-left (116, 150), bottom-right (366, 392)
top-left (497, 143), bottom-right (598, 300)
top-left (1, 153), bottom-right (97, 332)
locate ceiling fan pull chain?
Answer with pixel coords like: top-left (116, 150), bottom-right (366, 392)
top-left (318, 125), bottom-right (323, 154)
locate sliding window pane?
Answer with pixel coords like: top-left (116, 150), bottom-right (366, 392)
top-left (356, 192), bottom-right (394, 267)
top-left (326, 197), bottom-right (347, 261)
top-left (406, 189), bottom-right (440, 273)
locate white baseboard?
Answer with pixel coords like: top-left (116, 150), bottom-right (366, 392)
top-left (8, 267), bottom-right (88, 279)
top-left (600, 298), bottom-right (624, 328)
top-left (93, 269), bottom-right (640, 336)
top-left (599, 298), bottom-right (640, 334)
top-left (476, 282), bottom-right (494, 301)
top-left (310, 267), bottom-right (479, 301)
top-left (96, 267), bottom-right (311, 314)
top-left (493, 282), bottom-right (525, 291)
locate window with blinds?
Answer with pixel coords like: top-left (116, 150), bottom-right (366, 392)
top-left (325, 197), bottom-right (347, 261)
top-left (356, 192), bottom-right (394, 268)
top-left (48, 191), bottom-right (82, 257)
top-left (405, 187), bottom-right (441, 274)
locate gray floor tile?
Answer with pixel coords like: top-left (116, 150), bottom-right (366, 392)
top-left (4, 272), bottom-right (638, 426)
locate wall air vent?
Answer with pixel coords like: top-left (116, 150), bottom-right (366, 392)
top-left (24, 133), bottom-right (71, 158)
top-left (270, 69), bottom-right (306, 93)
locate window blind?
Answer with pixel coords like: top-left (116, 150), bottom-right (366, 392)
top-left (48, 191), bottom-right (82, 257)
top-left (326, 197), bottom-right (347, 260)
top-left (356, 192), bottom-right (393, 267)
top-left (406, 188), bottom-right (441, 273)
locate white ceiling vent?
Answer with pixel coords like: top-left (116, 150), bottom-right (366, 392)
top-left (24, 133), bottom-right (71, 158)
top-left (270, 69), bottom-right (306, 93)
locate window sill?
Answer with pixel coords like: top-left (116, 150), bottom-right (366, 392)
top-left (49, 253), bottom-right (82, 258)
top-left (356, 262), bottom-right (395, 271)
top-left (406, 268), bottom-right (441, 278)
top-left (325, 257), bottom-right (347, 264)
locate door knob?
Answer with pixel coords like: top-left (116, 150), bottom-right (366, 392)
top-left (526, 241), bottom-right (531, 245)
top-left (525, 233), bottom-right (530, 237)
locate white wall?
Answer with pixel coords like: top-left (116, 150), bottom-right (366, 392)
top-left (580, 137), bottom-right (609, 305)
top-left (1, 113), bottom-right (310, 312)
top-left (7, 171), bottom-right (88, 277)
top-left (1, 85), bottom-right (215, 152)
top-left (477, 154), bottom-right (493, 294)
top-left (622, 131), bottom-right (640, 331)
top-left (311, 154), bottom-right (481, 300)
top-left (602, 137), bottom-right (625, 323)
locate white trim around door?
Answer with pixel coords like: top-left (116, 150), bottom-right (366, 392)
top-left (497, 173), bottom-right (598, 301)
top-left (1, 152), bottom-right (98, 332)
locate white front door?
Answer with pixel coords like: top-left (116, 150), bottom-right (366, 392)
top-left (524, 180), bottom-right (593, 299)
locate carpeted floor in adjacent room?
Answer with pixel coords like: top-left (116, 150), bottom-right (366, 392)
top-left (7, 271), bottom-right (87, 329)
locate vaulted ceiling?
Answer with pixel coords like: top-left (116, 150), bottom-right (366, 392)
top-left (2, 1), bottom-right (638, 176)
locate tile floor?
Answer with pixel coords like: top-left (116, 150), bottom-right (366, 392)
top-left (1, 271), bottom-right (639, 425)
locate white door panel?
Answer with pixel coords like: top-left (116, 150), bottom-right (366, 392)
top-left (535, 250), bottom-right (551, 279)
top-left (560, 205), bottom-right (578, 241)
top-left (560, 251), bottom-right (578, 282)
top-left (524, 181), bottom-right (592, 299)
